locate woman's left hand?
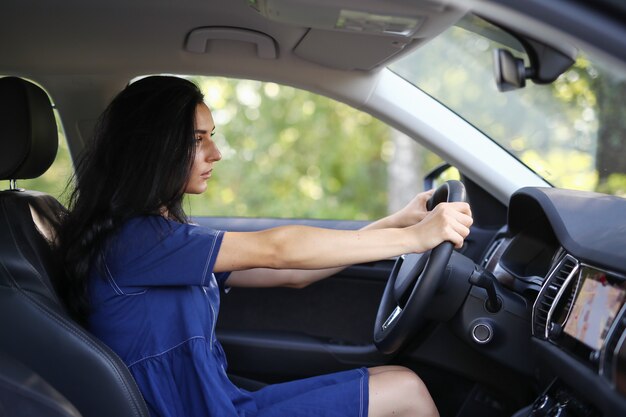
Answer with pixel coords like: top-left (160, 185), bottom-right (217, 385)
top-left (388, 189), bottom-right (435, 227)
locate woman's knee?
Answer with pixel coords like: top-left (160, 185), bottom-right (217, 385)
top-left (368, 365), bottom-right (412, 376)
top-left (395, 370), bottom-right (433, 406)
top-left (369, 366), bottom-right (429, 398)
top-left (368, 367), bottom-right (439, 417)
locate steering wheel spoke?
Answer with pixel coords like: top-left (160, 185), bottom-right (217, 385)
top-left (373, 180), bottom-right (467, 355)
top-left (393, 253), bottom-right (428, 307)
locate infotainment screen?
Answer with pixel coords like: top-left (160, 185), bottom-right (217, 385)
top-left (563, 267), bottom-right (626, 351)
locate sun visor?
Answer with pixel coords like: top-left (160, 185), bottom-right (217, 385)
top-left (250, 0), bottom-right (467, 70)
top-left (294, 29), bottom-right (416, 71)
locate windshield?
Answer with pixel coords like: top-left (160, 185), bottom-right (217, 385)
top-left (389, 15), bottom-right (626, 197)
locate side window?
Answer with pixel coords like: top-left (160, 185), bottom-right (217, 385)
top-left (1, 107), bottom-right (73, 205)
top-left (186, 77), bottom-right (443, 220)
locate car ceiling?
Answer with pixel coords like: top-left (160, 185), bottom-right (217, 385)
top-left (2, 0), bottom-right (625, 80)
top-left (0, 0), bottom-right (466, 76)
top-left (0, 0), bottom-right (473, 153)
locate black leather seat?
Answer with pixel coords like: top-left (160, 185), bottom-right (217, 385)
top-left (0, 351), bottom-right (82, 417)
top-left (0, 76), bottom-right (150, 417)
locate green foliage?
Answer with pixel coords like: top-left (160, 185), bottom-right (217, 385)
top-left (521, 148), bottom-right (597, 191)
top-left (3, 78), bottom-right (436, 222)
top-left (389, 16), bottom-right (626, 197)
top-left (529, 58), bottom-right (626, 193)
top-left (184, 78), bottom-right (394, 220)
top-left (597, 173), bottom-right (626, 197)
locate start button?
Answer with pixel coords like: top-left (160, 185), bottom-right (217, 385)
top-left (472, 322), bottom-right (493, 344)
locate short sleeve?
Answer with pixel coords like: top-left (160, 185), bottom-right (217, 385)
top-left (214, 272), bottom-right (231, 292)
top-left (104, 216), bottom-right (225, 288)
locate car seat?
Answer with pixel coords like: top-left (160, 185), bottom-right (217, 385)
top-left (0, 76), bottom-right (149, 417)
top-left (0, 351), bottom-right (82, 417)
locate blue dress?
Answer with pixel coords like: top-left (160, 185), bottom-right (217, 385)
top-left (88, 216), bottom-right (369, 417)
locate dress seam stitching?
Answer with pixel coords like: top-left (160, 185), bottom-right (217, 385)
top-left (127, 336), bottom-right (207, 368)
top-left (201, 230), bottom-right (220, 286)
top-left (359, 368), bottom-right (366, 417)
top-left (104, 260), bottom-right (124, 295)
top-left (104, 260), bottom-right (147, 296)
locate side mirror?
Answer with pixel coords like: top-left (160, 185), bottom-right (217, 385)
top-left (424, 162), bottom-right (453, 191)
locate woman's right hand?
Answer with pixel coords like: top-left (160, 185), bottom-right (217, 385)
top-left (407, 202), bottom-right (473, 253)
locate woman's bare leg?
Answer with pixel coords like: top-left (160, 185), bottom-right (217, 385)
top-left (368, 366), bottom-right (439, 417)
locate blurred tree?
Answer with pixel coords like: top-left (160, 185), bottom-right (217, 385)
top-left (186, 77), bottom-right (397, 220)
top-left (2, 77), bottom-right (438, 220)
top-left (390, 15), bottom-right (626, 197)
top-left (388, 130), bottom-right (423, 213)
top-left (551, 58), bottom-right (626, 195)
top-left (387, 130), bottom-right (444, 213)
top-left (593, 76), bottom-right (626, 183)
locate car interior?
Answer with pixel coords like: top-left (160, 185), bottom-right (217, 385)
top-left (1, 1), bottom-right (626, 417)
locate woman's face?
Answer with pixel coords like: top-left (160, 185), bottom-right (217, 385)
top-left (184, 103), bottom-right (221, 194)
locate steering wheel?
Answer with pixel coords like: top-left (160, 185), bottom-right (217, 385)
top-left (373, 180), bottom-right (467, 355)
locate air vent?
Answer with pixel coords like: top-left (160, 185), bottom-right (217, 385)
top-left (551, 272), bottom-right (580, 328)
top-left (532, 255), bottom-right (578, 338)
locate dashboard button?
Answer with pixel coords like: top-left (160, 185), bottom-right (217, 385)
top-left (548, 322), bottom-right (563, 340)
top-left (472, 322), bottom-right (493, 344)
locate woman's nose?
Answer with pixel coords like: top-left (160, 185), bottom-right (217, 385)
top-left (208, 141), bottom-right (222, 162)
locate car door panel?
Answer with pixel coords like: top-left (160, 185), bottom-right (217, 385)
top-left (195, 215), bottom-right (501, 382)
top-left (216, 264), bottom-right (392, 380)
top-left (195, 217), bottom-right (392, 379)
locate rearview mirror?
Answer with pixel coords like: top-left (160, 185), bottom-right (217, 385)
top-left (493, 41), bottom-right (575, 92)
top-left (493, 49), bottom-right (530, 91)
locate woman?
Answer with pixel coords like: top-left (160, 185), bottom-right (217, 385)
top-left (55, 76), bottom-right (472, 417)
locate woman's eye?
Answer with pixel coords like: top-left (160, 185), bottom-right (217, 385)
top-left (195, 137), bottom-right (203, 145)
top-left (210, 131), bottom-right (215, 138)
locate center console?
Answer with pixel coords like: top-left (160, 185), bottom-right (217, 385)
top-left (527, 254), bottom-right (626, 416)
top-left (525, 379), bottom-right (601, 417)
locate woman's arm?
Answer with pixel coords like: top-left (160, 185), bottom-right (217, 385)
top-left (214, 200), bottom-right (472, 276)
top-left (224, 189), bottom-right (437, 288)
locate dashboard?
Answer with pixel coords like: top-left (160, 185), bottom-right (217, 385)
top-left (484, 187), bottom-right (626, 416)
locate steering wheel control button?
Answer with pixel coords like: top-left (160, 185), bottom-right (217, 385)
top-left (532, 394), bottom-right (556, 416)
top-left (382, 306), bottom-right (402, 331)
top-left (472, 322), bottom-right (493, 344)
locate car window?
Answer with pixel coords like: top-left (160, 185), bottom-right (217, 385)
top-left (389, 14), bottom-right (626, 197)
top-left (0, 107), bottom-right (73, 204)
top-left (181, 77), bottom-right (443, 220)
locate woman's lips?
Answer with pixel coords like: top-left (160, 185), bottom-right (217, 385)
top-left (201, 169), bottom-right (212, 179)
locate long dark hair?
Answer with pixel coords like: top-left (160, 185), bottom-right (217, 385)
top-left (55, 75), bottom-right (204, 324)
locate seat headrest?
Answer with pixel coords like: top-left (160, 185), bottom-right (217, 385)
top-left (0, 77), bottom-right (58, 180)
